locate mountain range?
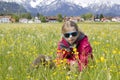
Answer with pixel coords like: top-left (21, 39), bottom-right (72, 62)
top-left (0, 0), bottom-right (120, 16)
top-left (0, 1), bottom-right (27, 14)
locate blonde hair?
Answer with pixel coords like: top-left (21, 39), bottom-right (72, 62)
top-left (62, 20), bottom-right (80, 34)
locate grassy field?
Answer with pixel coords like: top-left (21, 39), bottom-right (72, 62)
top-left (0, 22), bottom-right (120, 80)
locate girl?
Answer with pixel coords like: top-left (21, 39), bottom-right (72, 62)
top-left (57, 20), bottom-right (93, 71)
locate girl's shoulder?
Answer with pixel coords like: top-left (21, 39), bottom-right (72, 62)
top-left (77, 35), bottom-right (90, 46)
top-left (76, 33), bottom-right (87, 43)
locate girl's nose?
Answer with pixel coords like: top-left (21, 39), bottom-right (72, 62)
top-left (69, 35), bottom-right (72, 38)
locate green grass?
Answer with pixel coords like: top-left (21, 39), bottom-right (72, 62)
top-left (0, 22), bottom-right (120, 80)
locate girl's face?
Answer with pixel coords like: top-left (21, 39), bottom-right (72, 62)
top-left (63, 27), bottom-right (79, 45)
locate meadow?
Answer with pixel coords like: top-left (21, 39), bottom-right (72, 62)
top-left (0, 22), bottom-right (120, 80)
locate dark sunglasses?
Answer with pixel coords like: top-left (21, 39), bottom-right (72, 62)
top-left (63, 31), bottom-right (78, 38)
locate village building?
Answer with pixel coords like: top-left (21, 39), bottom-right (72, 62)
top-left (112, 17), bottom-right (120, 22)
top-left (19, 18), bottom-right (29, 23)
top-left (63, 16), bottom-right (83, 22)
top-left (46, 16), bottom-right (58, 23)
top-left (34, 17), bottom-right (41, 23)
top-left (0, 16), bottom-right (15, 23)
top-left (28, 20), bottom-right (34, 23)
top-left (101, 17), bottom-right (111, 22)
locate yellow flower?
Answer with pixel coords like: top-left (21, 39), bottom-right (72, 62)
top-left (63, 59), bottom-right (67, 63)
top-left (119, 51), bottom-right (120, 54)
top-left (74, 51), bottom-right (79, 55)
top-left (9, 77), bottom-right (14, 80)
top-left (100, 57), bottom-right (105, 62)
top-left (57, 50), bottom-right (61, 53)
top-left (66, 76), bottom-right (70, 80)
top-left (26, 75), bottom-right (31, 79)
top-left (53, 59), bottom-right (57, 63)
top-left (53, 72), bottom-right (56, 75)
top-left (96, 59), bottom-right (99, 63)
top-left (93, 41), bottom-right (100, 45)
top-left (60, 60), bottom-right (64, 63)
top-left (74, 74), bottom-right (78, 77)
top-left (73, 48), bottom-right (77, 52)
top-left (112, 50), bottom-right (117, 54)
top-left (90, 66), bottom-right (94, 68)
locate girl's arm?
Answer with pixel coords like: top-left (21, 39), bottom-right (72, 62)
top-left (80, 36), bottom-right (93, 58)
top-left (78, 36), bottom-right (93, 66)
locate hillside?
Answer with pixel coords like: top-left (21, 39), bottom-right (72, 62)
top-left (0, 1), bottom-right (27, 14)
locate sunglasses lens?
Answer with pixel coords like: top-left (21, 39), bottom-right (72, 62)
top-left (64, 33), bottom-right (70, 38)
top-left (71, 32), bottom-right (77, 37)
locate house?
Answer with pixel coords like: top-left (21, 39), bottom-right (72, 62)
top-left (19, 18), bottom-right (28, 23)
top-left (46, 16), bottom-right (58, 23)
top-left (34, 19), bottom-right (41, 23)
top-left (28, 20), bottom-right (34, 23)
top-left (93, 15), bottom-right (100, 22)
top-left (94, 18), bottom-right (100, 22)
top-left (63, 17), bottom-right (70, 21)
top-left (101, 18), bottom-right (111, 22)
top-left (19, 17), bottom-right (41, 23)
top-left (63, 16), bottom-right (83, 22)
top-left (34, 17), bottom-right (41, 23)
top-left (112, 17), bottom-right (120, 22)
top-left (69, 16), bottom-right (81, 23)
top-left (0, 16), bottom-right (15, 23)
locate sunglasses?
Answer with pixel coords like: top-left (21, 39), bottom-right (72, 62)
top-left (63, 31), bottom-right (78, 38)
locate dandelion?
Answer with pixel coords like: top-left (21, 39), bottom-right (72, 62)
top-left (54, 59), bottom-right (61, 67)
top-left (118, 51), bottom-right (120, 54)
top-left (66, 76), bottom-right (70, 80)
top-left (72, 47), bottom-right (79, 60)
top-left (57, 50), bottom-right (61, 53)
top-left (110, 69), bottom-right (112, 72)
top-left (26, 75), bottom-right (31, 79)
top-left (100, 56), bottom-right (105, 62)
top-left (53, 59), bottom-right (57, 63)
top-left (73, 47), bottom-right (77, 52)
top-left (53, 72), bottom-right (56, 76)
top-left (110, 64), bottom-right (116, 69)
top-left (74, 74), bottom-right (78, 77)
top-left (75, 53), bottom-right (79, 60)
top-left (63, 59), bottom-right (67, 63)
top-left (93, 41), bottom-right (100, 45)
top-left (96, 59), bottom-right (100, 63)
top-left (90, 66), bottom-right (94, 69)
top-left (106, 44), bottom-right (110, 47)
top-left (60, 59), bottom-right (64, 63)
top-left (9, 77), bottom-right (14, 80)
top-left (112, 50), bottom-right (117, 54)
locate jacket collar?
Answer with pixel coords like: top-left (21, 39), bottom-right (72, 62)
top-left (75, 32), bottom-right (85, 44)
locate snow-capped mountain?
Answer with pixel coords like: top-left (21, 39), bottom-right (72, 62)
top-left (87, 0), bottom-right (120, 16)
top-left (0, 0), bottom-right (120, 16)
top-left (28, 0), bottom-right (89, 16)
